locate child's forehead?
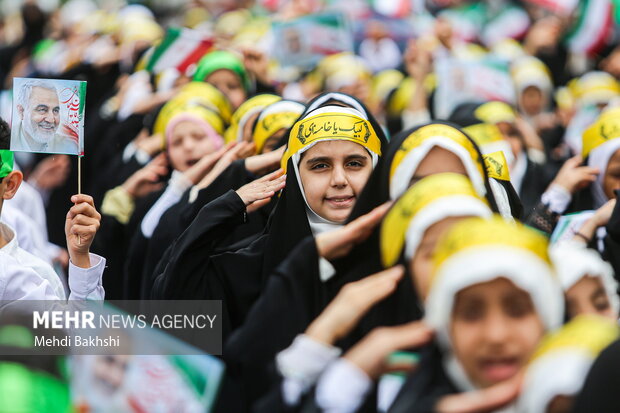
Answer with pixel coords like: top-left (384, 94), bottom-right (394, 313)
top-left (303, 140), bottom-right (368, 157)
top-left (455, 277), bottom-right (530, 298)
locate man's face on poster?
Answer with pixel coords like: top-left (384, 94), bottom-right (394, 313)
top-left (20, 86), bottom-right (60, 144)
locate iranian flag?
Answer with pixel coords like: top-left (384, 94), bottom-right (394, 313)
top-left (566, 0), bottom-right (614, 57)
top-left (146, 27), bottom-right (214, 75)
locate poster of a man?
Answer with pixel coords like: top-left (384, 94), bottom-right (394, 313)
top-left (10, 78), bottom-right (86, 155)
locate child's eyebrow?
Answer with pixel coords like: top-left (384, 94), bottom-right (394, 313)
top-left (345, 154), bottom-right (369, 161)
top-left (305, 156), bottom-right (332, 164)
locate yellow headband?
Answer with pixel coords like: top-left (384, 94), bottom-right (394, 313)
top-left (461, 124), bottom-right (511, 181)
top-left (154, 101), bottom-right (225, 148)
top-left (281, 111), bottom-right (382, 172)
top-left (463, 123), bottom-right (505, 147)
top-left (175, 82), bottom-right (232, 124)
top-left (483, 151), bottom-right (511, 181)
top-left (254, 112), bottom-right (301, 153)
top-left (582, 108), bottom-right (620, 158)
top-left (380, 173), bottom-right (488, 268)
top-left (225, 94), bottom-right (281, 143)
top-left (431, 216), bottom-right (551, 286)
top-left (389, 124), bottom-right (485, 184)
top-left (474, 101), bottom-right (516, 124)
top-left (530, 315), bottom-right (619, 364)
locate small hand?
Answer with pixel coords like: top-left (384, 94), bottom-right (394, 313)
top-left (236, 169), bottom-right (286, 213)
top-left (551, 155), bottom-right (599, 194)
top-left (122, 153), bottom-right (168, 199)
top-left (305, 266), bottom-right (405, 346)
top-left (65, 194), bottom-right (101, 268)
top-left (344, 320), bottom-right (434, 380)
top-left (315, 202), bottom-right (391, 261)
top-left (435, 373), bottom-right (523, 413)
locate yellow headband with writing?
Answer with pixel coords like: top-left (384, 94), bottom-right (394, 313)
top-left (582, 108), bottom-right (620, 159)
top-left (225, 94), bottom-right (281, 143)
top-left (281, 111), bottom-right (381, 172)
top-left (254, 112), bottom-right (301, 153)
top-left (463, 123), bottom-right (505, 147)
top-left (483, 151), bottom-right (511, 182)
top-left (431, 216), bottom-right (550, 287)
top-left (474, 101), bottom-right (516, 124)
top-left (389, 124), bottom-right (485, 184)
top-left (380, 173), bottom-right (488, 268)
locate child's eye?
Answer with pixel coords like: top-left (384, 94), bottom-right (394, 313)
top-left (311, 163), bottom-right (329, 170)
top-left (594, 298), bottom-right (611, 312)
top-left (504, 296), bottom-right (533, 318)
top-left (346, 160), bottom-right (364, 168)
top-left (455, 300), bottom-right (484, 322)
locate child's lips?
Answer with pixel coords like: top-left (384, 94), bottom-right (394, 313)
top-left (325, 195), bottom-right (355, 208)
top-left (478, 357), bottom-right (520, 383)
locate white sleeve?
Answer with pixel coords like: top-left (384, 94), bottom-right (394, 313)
top-left (0, 252), bottom-right (105, 301)
top-left (140, 171), bottom-right (193, 238)
top-left (67, 254), bottom-right (106, 300)
top-left (315, 358), bottom-right (373, 413)
top-left (319, 257), bottom-right (337, 282)
top-left (122, 141), bottom-right (138, 162)
top-left (276, 334), bottom-right (341, 406)
top-left (541, 183), bottom-right (572, 214)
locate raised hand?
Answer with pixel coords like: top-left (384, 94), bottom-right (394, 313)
top-left (315, 202), bottom-right (391, 261)
top-left (195, 141), bottom-right (256, 190)
top-left (236, 169), bottom-right (286, 213)
top-left (305, 266), bottom-right (405, 346)
top-left (245, 145), bottom-right (286, 175)
top-left (435, 373), bottom-right (523, 413)
top-left (551, 155), bottom-right (599, 194)
top-left (28, 155), bottom-right (71, 191)
top-left (122, 153), bottom-right (168, 199)
top-left (344, 320), bottom-right (434, 380)
top-left (65, 194), bottom-right (101, 269)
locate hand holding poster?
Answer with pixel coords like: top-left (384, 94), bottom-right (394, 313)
top-left (11, 77), bottom-right (86, 156)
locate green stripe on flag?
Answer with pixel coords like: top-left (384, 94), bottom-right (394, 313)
top-left (146, 27), bottom-right (182, 72)
top-left (79, 81), bottom-right (87, 118)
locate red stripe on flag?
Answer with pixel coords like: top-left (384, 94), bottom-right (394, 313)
top-left (587, 1), bottom-right (613, 56)
top-left (177, 40), bottom-right (214, 74)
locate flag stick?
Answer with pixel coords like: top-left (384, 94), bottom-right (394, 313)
top-left (78, 155), bottom-right (82, 245)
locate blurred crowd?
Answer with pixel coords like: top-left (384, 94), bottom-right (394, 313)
top-left (3, 0), bottom-right (620, 412)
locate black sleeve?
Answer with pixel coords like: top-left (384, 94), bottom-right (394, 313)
top-left (225, 236), bottom-right (321, 366)
top-left (223, 237), bottom-right (322, 410)
top-left (150, 190), bottom-right (248, 299)
top-left (524, 201), bottom-right (561, 236)
top-left (603, 189), bottom-right (620, 286)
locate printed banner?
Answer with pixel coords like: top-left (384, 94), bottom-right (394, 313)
top-left (434, 57), bottom-right (516, 119)
top-left (11, 77), bottom-right (86, 155)
top-left (271, 12), bottom-right (353, 70)
top-left (70, 353), bottom-right (224, 412)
